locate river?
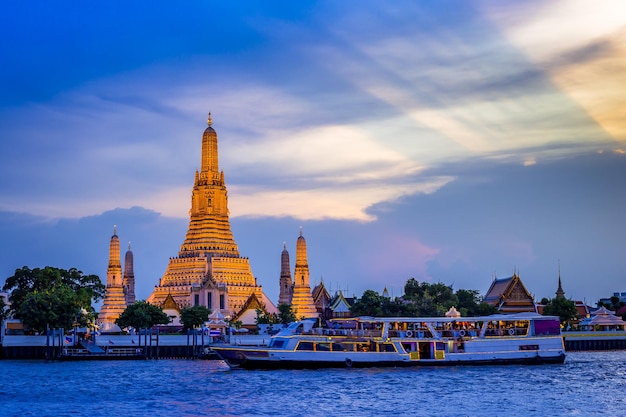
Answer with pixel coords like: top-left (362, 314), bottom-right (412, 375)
top-left (1, 351), bottom-right (624, 416)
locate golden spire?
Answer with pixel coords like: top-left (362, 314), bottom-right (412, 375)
top-left (207, 112), bottom-right (212, 127)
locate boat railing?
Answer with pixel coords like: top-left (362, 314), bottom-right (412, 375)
top-left (304, 328), bottom-right (382, 338)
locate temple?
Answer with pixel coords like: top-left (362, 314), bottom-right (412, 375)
top-left (288, 228), bottom-right (318, 319)
top-left (123, 242), bottom-right (136, 305)
top-left (483, 272), bottom-right (537, 313)
top-left (147, 114), bottom-right (274, 318)
top-left (278, 243), bottom-right (293, 306)
top-left (98, 226), bottom-right (128, 332)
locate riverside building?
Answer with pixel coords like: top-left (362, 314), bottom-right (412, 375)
top-left (98, 226), bottom-right (130, 332)
top-left (147, 114), bottom-right (275, 319)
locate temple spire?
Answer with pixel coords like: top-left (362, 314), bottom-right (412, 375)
top-left (123, 241), bottom-right (136, 305)
top-left (278, 241), bottom-right (293, 306)
top-left (147, 114), bottom-right (267, 315)
top-left (99, 226), bottom-right (127, 332)
top-left (556, 260), bottom-right (565, 299)
top-left (201, 111), bottom-right (218, 174)
top-left (291, 228), bottom-right (318, 318)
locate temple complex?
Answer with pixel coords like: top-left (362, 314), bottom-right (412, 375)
top-left (289, 228), bottom-right (318, 319)
top-left (147, 114), bottom-right (273, 318)
top-left (123, 242), bottom-right (136, 305)
top-left (98, 226), bottom-right (128, 332)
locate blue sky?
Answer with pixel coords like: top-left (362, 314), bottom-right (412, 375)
top-left (1, 1), bottom-right (625, 307)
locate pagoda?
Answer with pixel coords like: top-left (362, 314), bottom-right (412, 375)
top-left (98, 226), bottom-right (127, 332)
top-left (289, 228), bottom-right (318, 319)
top-left (123, 242), bottom-right (136, 305)
top-left (147, 114), bottom-right (270, 317)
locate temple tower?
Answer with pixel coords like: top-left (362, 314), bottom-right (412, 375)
top-left (147, 114), bottom-right (268, 315)
top-left (278, 242), bottom-right (293, 305)
top-left (289, 228), bottom-right (318, 318)
top-left (123, 242), bottom-right (136, 305)
top-left (98, 226), bottom-right (128, 331)
top-left (555, 262), bottom-right (565, 300)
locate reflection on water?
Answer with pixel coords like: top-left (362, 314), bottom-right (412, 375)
top-left (1, 351), bottom-right (625, 416)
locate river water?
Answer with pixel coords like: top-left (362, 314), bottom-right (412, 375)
top-left (0, 351), bottom-right (624, 416)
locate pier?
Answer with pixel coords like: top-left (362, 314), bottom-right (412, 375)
top-left (0, 332), bottom-right (267, 360)
top-left (562, 331), bottom-right (626, 351)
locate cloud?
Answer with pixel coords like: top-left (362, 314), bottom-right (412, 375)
top-left (230, 175), bottom-right (452, 221)
top-left (483, 0), bottom-right (626, 141)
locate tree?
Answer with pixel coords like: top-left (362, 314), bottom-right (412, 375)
top-left (255, 309), bottom-right (278, 325)
top-left (116, 301), bottom-right (171, 330)
top-left (404, 278), bottom-right (423, 299)
top-left (2, 266), bottom-right (104, 332)
top-left (542, 297), bottom-right (578, 326)
top-left (277, 303), bottom-right (296, 324)
top-left (456, 289), bottom-right (498, 317)
top-left (350, 290), bottom-right (385, 316)
top-left (16, 285), bottom-right (84, 333)
top-left (179, 305), bottom-right (211, 331)
top-left (0, 296), bottom-right (8, 321)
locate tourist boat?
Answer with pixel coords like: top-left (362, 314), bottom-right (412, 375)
top-left (210, 313), bottom-right (566, 369)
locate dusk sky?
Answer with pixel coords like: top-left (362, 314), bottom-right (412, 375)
top-left (1, 1), bottom-right (625, 308)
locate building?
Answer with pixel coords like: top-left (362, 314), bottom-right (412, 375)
top-left (122, 242), bottom-right (136, 305)
top-left (289, 228), bottom-right (318, 319)
top-left (98, 226), bottom-right (128, 332)
top-left (278, 243), bottom-right (293, 306)
top-left (312, 280), bottom-right (331, 320)
top-left (328, 290), bottom-right (353, 319)
top-left (147, 114), bottom-right (275, 319)
top-left (483, 273), bottom-right (537, 313)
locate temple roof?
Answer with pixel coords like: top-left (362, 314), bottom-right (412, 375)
top-left (484, 274), bottom-right (536, 313)
top-left (329, 290), bottom-right (352, 313)
top-left (162, 293), bottom-right (181, 313)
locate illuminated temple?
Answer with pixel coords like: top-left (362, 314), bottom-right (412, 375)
top-left (98, 226), bottom-right (128, 332)
top-left (147, 114), bottom-right (274, 318)
top-left (282, 228), bottom-right (318, 319)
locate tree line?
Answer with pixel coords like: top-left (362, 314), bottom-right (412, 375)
top-left (350, 278), bottom-right (498, 317)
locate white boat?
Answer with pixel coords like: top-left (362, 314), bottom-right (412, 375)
top-left (210, 313), bottom-right (566, 369)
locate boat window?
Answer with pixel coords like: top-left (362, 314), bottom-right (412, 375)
top-left (333, 343), bottom-right (352, 352)
top-left (534, 319), bottom-right (561, 336)
top-left (316, 343), bottom-right (331, 351)
top-left (296, 342), bottom-right (314, 351)
top-left (379, 343), bottom-right (396, 353)
top-left (269, 339), bottom-right (286, 349)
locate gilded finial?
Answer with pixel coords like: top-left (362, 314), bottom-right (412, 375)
top-left (113, 224), bottom-right (117, 235)
top-left (299, 226), bottom-right (303, 237)
top-left (207, 112), bottom-right (212, 127)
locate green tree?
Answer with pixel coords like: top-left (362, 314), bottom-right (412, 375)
top-left (0, 296), bottom-right (8, 321)
top-left (350, 290), bottom-right (385, 316)
top-left (277, 303), bottom-right (296, 324)
top-left (179, 305), bottom-right (211, 331)
top-left (542, 297), bottom-right (578, 325)
top-left (404, 278), bottom-right (423, 299)
top-left (115, 301), bottom-right (171, 330)
top-left (2, 266), bottom-right (104, 332)
top-left (456, 289), bottom-right (498, 316)
top-left (16, 285), bottom-right (85, 333)
top-left (255, 309), bottom-right (278, 325)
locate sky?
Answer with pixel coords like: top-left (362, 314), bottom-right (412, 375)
top-left (1, 1), bottom-right (625, 309)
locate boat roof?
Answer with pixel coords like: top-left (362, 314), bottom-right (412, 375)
top-left (331, 312), bottom-right (559, 324)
